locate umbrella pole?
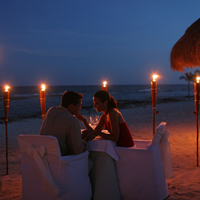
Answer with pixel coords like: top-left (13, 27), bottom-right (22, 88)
top-left (197, 110), bottom-right (199, 167)
top-left (194, 82), bottom-right (199, 167)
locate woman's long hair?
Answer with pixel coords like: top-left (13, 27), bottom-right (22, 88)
top-left (94, 90), bottom-right (117, 109)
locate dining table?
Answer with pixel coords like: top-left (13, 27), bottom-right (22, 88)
top-left (86, 131), bottom-right (121, 200)
top-left (84, 122), bottom-right (173, 200)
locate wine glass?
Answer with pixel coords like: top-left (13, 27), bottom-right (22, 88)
top-left (90, 115), bottom-right (99, 128)
top-left (85, 117), bottom-right (92, 126)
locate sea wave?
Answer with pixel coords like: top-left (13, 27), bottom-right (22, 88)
top-left (0, 84), bottom-right (191, 122)
top-left (138, 89), bottom-right (151, 93)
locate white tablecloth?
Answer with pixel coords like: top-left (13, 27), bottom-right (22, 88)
top-left (87, 136), bottom-right (121, 200)
top-left (87, 137), bottom-right (119, 161)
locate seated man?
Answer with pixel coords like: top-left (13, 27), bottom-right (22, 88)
top-left (39, 91), bottom-right (87, 156)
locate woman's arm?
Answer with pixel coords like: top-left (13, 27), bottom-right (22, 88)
top-left (94, 114), bottom-right (105, 131)
top-left (97, 110), bottom-right (120, 142)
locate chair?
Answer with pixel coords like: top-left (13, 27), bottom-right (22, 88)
top-left (17, 135), bottom-right (92, 200)
top-left (115, 122), bottom-right (173, 200)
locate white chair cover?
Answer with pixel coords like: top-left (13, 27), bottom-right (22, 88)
top-left (151, 122), bottom-right (174, 178)
top-left (17, 135), bottom-right (92, 200)
top-left (115, 122), bottom-right (171, 200)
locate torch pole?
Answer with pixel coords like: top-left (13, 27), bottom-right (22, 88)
top-left (40, 90), bottom-right (46, 122)
top-left (194, 82), bottom-right (199, 167)
top-left (5, 120), bottom-right (8, 175)
top-left (152, 106), bottom-right (155, 135)
top-left (4, 89), bottom-right (9, 175)
top-left (151, 80), bottom-right (157, 135)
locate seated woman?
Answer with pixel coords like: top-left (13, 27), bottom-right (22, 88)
top-left (79, 90), bottom-right (134, 147)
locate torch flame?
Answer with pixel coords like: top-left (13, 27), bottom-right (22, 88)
top-left (41, 84), bottom-right (46, 91)
top-left (5, 85), bottom-right (9, 92)
top-left (103, 81), bottom-right (107, 87)
top-left (197, 77), bottom-right (200, 83)
top-left (152, 75), bottom-right (158, 82)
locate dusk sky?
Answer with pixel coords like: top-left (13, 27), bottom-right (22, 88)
top-left (0, 1), bottom-right (200, 86)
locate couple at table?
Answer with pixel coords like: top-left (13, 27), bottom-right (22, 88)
top-left (39, 90), bottom-right (134, 157)
top-left (39, 90), bottom-right (134, 199)
top-left (78, 90), bottom-right (134, 147)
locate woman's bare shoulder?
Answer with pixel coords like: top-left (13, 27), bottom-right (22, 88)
top-left (109, 108), bottom-right (123, 119)
top-left (112, 108), bottom-right (125, 122)
top-left (109, 108), bottom-right (118, 115)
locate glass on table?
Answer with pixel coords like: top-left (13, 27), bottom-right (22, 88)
top-left (90, 115), bottom-right (100, 129)
top-left (85, 117), bottom-right (92, 126)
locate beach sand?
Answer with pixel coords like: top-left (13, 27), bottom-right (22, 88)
top-left (1, 100), bottom-right (200, 199)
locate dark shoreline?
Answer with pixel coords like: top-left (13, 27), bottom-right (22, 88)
top-left (0, 97), bottom-right (191, 124)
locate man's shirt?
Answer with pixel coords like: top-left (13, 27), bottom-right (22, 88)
top-left (39, 106), bottom-right (86, 156)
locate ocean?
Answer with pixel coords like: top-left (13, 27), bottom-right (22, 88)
top-left (0, 84), bottom-right (193, 121)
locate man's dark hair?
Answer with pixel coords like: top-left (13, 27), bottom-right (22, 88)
top-left (61, 91), bottom-right (83, 108)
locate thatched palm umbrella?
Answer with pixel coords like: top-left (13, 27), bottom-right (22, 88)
top-left (170, 18), bottom-right (200, 167)
top-left (170, 18), bottom-right (200, 71)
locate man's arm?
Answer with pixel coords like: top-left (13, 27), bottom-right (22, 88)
top-left (68, 117), bottom-right (87, 155)
top-left (76, 112), bottom-right (93, 130)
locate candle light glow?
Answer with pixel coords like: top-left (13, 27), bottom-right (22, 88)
top-left (41, 84), bottom-right (46, 91)
top-left (103, 81), bottom-right (107, 87)
top-left (197, 77), bottom-right (200, 83)
top-left (4, 85), bottom-right (9, 92)
top-left (152, 75), bottom-right (158, 82)
top-left (102, 81), bottom-right (107, 91)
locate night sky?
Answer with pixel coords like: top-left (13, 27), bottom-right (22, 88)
top-left (0, 0), bottom-right (200, 86)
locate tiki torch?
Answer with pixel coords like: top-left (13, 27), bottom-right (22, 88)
top-left (151, 75), bottom-right (158, 135)
top-left (4, 85), bottom-right (10, 175)
top-left (102, 81), bottom-right (107, 91)
top-left (40, 84), bottom-right (46, 121)
top-left (194, 77), bottom-right (200, 166)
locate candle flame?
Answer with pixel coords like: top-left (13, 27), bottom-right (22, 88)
top-left (103, 81), bottom-right (107, 87)
top-left (197, 77), bottom-right (200, 83)
top-left (5, 85), bottom-right (9, 92)
top-left (41, 84), bottom-right (46, 91)
top-left (152, 75), bottom-right (158, 82)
